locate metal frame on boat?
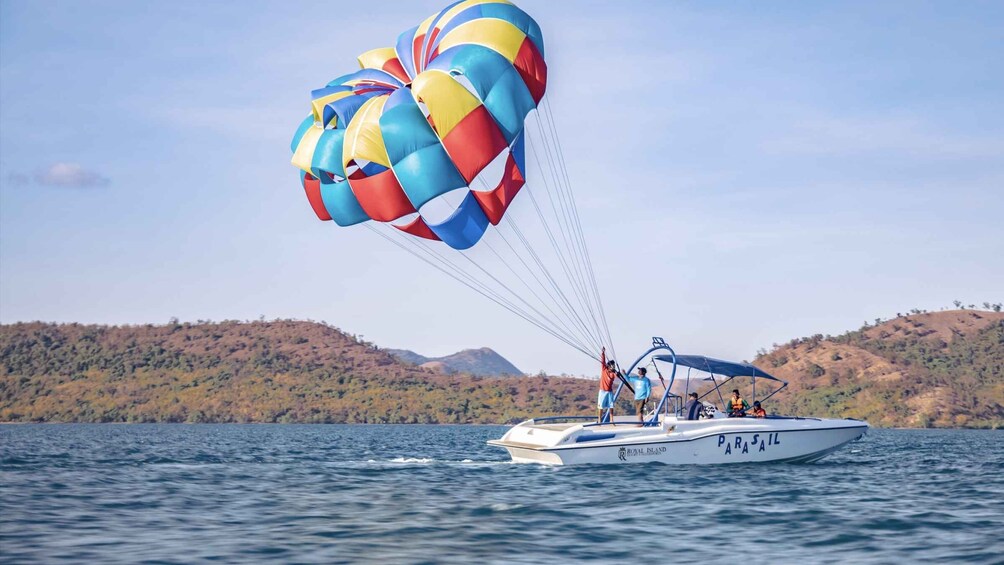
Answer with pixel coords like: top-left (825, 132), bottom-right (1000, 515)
top-left (488, 337), bottom-right (868, 465)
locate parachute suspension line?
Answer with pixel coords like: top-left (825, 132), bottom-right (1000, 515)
top-left (438, 190), bottom-right (602, 354)
top-left (537, 101), bottom-right (610, 354)
top-left (363, 223), bottom-right (598, 360)
top-left (481, 222), bottom-right (602, 353)
top-left (454, 242), bottom-right (596, 355)
top-left (525, 121), bottom-right (613, 358)
top-left (472, 177), bottom-right (605, 353)
top-left (513, 166), bottom-right (606, 355)
top-left (534, 99), bottom-right (618, 361)
top-left (541, 98), bottom-right (615, 358)
top-left (497, 215), bottom-right (604, 353)
top-left (528, 119), bottom-right (608, 354)
top-left (373, 221), bottom-right (598, 358)
top-left (363, 108), bottom-right (617, 364)
top-left (521, 182), bottom-right (604, 354)
top-left (429, 191), bottom-right (594, 357)
top-left (525, 128), bottom-right (600, 342)
top-left (415, 233), bottom-right (596, 357)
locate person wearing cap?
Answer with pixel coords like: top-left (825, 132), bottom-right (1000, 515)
top-left (625, 367), bottom-right (665, 425)
top-left (750, 401), bottom-right (767, 418)
top-left (597, 347), bottom-right (618, 423)
top-left (727, 389), bottom-right (750, 417)
top-left (684, 392), bottom-right (704, 420)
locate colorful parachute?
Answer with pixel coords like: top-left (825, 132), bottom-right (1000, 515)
top-left (290, 0), bottom-right (547, 250)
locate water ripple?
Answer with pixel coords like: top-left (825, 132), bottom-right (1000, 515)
top-left (1, 425), bottom-right (1002, 564)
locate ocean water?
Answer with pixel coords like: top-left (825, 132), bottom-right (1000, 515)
top-left (1, 425), bottom-right (1002, 564)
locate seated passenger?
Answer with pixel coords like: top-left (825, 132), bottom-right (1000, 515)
top-left (727, 389), bottom-right (749, 417)
top-left (684, 392), bottom-right (703, 420)
top-left (750, 401), bottom-right (766, 418)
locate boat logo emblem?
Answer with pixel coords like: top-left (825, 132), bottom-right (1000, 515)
top-left (618, 445), bottom-right (668, 460)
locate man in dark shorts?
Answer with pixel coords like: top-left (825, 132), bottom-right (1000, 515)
top-left (626, 367), bottom-right (664, 425)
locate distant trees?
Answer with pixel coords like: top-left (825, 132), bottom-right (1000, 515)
top-left (754, 308), bottom-right (1004, 428)
top-left (4, 312), bottom-right (1002, 428)
top-left (948, 300), bottom-right (1002, 312)
top-left (0, 320), bottom-right (595, 424)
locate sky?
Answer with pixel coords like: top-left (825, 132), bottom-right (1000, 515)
top-left (1, 0), bottom-right (1002, 376)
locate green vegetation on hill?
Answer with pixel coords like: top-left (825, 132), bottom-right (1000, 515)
top-left (2, 309), bottom-right (1000, 427)
top-left (0, 321), bottom-right (594, 424)
top-left (753, 310), bottom-right (1004, 429)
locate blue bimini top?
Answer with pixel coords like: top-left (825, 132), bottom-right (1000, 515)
top-left (653, 355), bottom-right (785, 383)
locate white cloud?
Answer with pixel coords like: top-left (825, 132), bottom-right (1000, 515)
top-left (33, 163), bottom-right (110, 187)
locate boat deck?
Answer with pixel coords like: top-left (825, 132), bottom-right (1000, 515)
top-left (526, 422), bottom-right (581, 431)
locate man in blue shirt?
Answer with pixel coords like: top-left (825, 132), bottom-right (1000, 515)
top-left (626, 367), bottom-right (665, 425)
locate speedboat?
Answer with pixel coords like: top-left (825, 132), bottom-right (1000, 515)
top-left (488, 337), bottom-right (868, 465)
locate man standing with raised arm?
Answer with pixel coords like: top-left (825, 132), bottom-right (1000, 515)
top-left (597, 347), bottom-right (618, 423)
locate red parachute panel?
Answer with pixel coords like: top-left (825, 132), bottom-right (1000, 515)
top-left (472, 151), bottom-right (525, 225)
top-left (302, 174), bottom-right (332, 221)
top-left (348, 169), bottom-right (416, 222)
top-left (442, 105), bottom-right (508, 184)
top-left (395, 216), bottom-right (442, 241)
top-left (514, 37), bottom-right (547, 104)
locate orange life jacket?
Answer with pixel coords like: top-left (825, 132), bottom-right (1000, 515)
top-left (731, 397), bottom-right (746, 411)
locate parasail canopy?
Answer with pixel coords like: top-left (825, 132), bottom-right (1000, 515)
top-left (290, 0), bottom-right (547, 250)
top-left (288, 1), bottom-right (615, 362)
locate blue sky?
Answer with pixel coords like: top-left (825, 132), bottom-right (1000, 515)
top-left (2, 0), bottom-right (1002, 376)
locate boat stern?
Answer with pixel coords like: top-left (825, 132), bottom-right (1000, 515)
top-left (487, 418), bottom-right (593, 465)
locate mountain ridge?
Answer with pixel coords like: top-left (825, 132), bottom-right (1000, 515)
top-left (750, 310), bottom-right (1003, 428)
top-left (0, 309), bottom-right (1000, 427)
top-left (385, 347), bottom-right (523, 377)
top-left (0, 320), bottom-right (591, 424)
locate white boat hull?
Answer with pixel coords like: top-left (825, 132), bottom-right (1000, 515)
top-left (488, 416), bottom-right (868, 465)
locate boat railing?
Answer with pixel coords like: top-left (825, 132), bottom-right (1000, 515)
top-left (526, 416), bottom-right (596, 425)
top-left (582, 420), bottom-right (661, 428)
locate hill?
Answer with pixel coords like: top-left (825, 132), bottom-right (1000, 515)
top-left (384, 349), bottom-right (428, 366)
top-left (2, 310), bottom-right (1000, 427)
top-left (386, 347), bottom-right (524, 376)
top-left (0, 320), bottom-right (593, 424)
top-left (751, 310), bottom-right (1003, 428)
